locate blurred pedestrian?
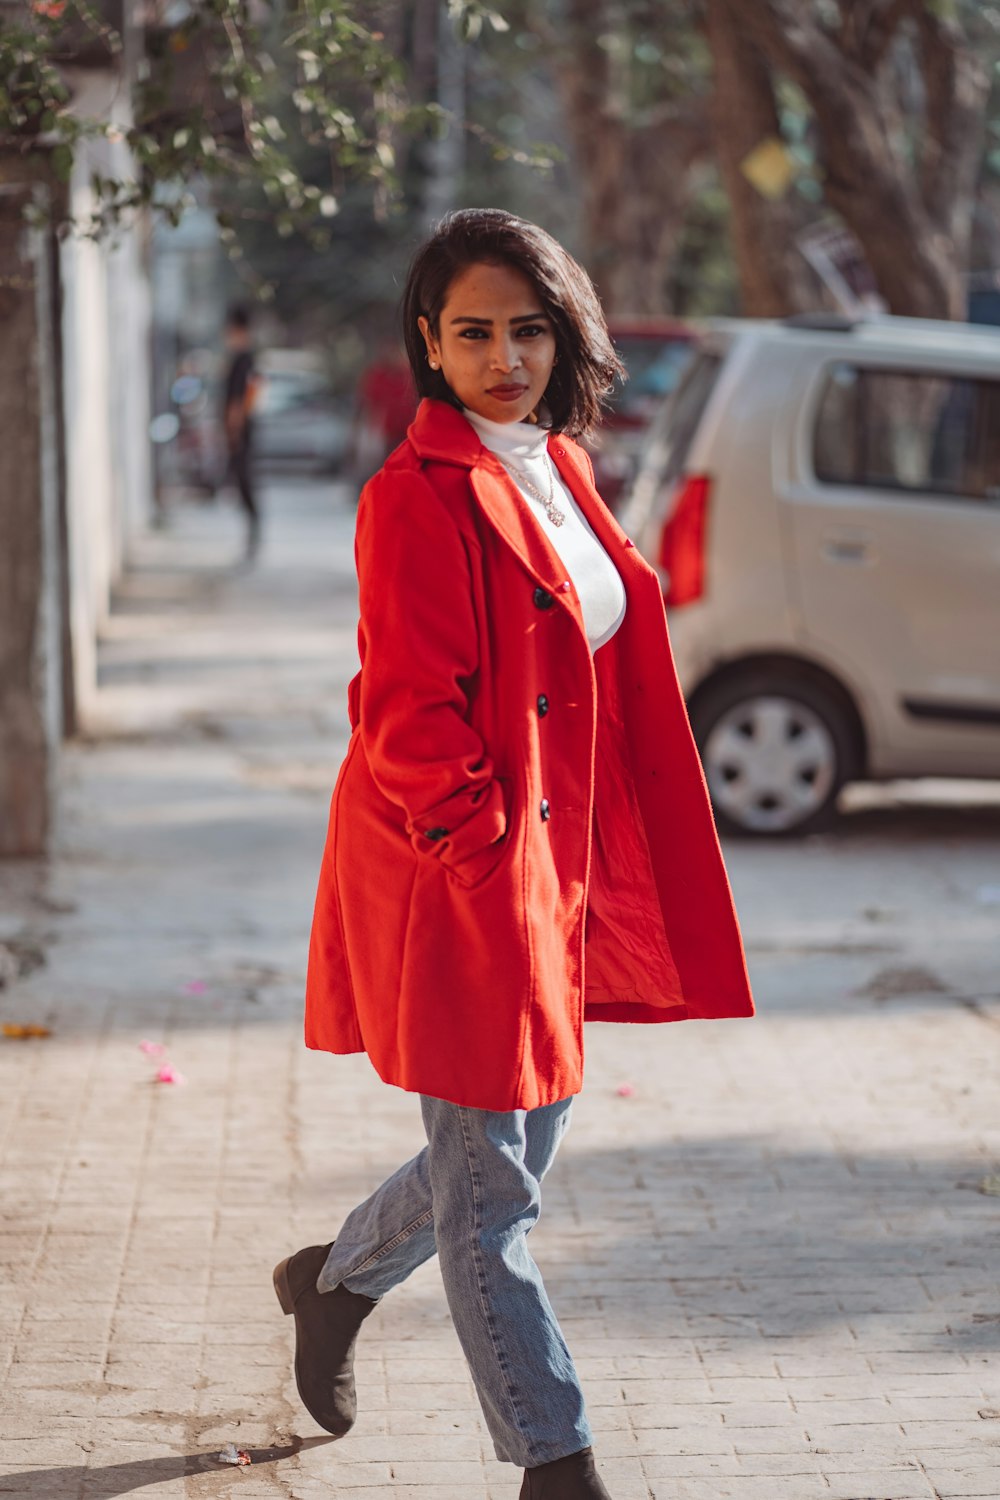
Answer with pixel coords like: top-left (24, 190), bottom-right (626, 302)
top-left (274, 209), bottom-right (754, 1497)
top-left (222, 304), bottom-right (260, 557)
top-left (349, 335), bottom-right (417, 491)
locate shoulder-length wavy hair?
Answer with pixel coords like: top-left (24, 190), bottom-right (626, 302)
top-left (401, 208), bottom-right (624, 438)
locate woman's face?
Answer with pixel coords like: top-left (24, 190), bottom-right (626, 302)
top-left (418, 261), bottom-right (557, 425)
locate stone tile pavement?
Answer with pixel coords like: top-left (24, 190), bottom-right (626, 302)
top-left (1, 480), bottom-right (999, 1498)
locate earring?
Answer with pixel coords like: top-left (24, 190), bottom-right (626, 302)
top-left (428, 356), bottom-right (439, 370)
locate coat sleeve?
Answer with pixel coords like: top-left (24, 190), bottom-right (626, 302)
top-left (354, 463), bottom-right (507, 888)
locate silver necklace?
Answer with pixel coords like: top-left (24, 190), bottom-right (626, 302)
top-left (500, 455), bottom-right (566, 527)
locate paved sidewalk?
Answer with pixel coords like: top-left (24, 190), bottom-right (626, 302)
top-left (1, 479), bottom-right (999, 1499)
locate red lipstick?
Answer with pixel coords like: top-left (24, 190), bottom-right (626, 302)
top-left (487, 384), bottom-right (529, 402)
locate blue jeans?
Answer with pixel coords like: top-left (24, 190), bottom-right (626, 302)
top-left (318, 1095), bottom-right (592, 1467)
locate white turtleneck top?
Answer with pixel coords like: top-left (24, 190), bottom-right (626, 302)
top-left (464, 409), bottom-right (626, 652)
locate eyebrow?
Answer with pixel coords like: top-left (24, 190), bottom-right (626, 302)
top-left (449, 313), bottom-right (549, 326)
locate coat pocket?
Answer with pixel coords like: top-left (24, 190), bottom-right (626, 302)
top-left (444, 774), bottom-right (516, 890)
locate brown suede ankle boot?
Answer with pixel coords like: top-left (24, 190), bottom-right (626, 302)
top-left (273, 1242), bottom-right (378, 1437)
top-left (519, 1446), bottom-right (613, 1498)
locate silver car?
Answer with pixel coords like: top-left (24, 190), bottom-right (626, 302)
top-left (621, 314), bottom-right (1000, 835)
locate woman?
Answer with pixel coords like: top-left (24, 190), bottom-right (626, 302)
top-left (274, 209), bottom-right (754, 1498)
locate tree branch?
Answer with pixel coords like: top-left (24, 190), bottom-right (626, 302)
top-left (729, 0), bottom-right (982, 317)
top-left (836, 0), bottom-right (910, 70)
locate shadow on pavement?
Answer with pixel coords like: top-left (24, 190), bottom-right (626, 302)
top-left (1, 1435), bottom-right (336, 1498)
top-left (721, 799), bottom-right (1000, 843)
top-left (532, 1136), bottom-right (1000, 1349)
top-left (832, 802), bottom-right (1000, 841)
top-left (302, 1136), bottom-right (1000, 1356)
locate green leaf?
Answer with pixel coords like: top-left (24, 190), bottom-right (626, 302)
top-left (52, 143), bottom-right (74, 182)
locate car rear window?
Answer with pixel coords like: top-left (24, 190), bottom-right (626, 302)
top-left (605, 335), bottom-right (697, 420)
top-left (257, 373), bottom-right (333, 415)
top-left (814, 363), bottom-right (1000, 501)
top-left (651, 350), bottom-right (723, 488)
top-left (619, 349), bottom-right (723, 537)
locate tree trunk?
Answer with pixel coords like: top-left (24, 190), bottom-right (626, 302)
top-left (912, 2), bottom-right (988, 298)
top-left (735, 0), bottom-right (988, 319)
top-left (705, 0), bottom-right (816, 315)
top-left (547, 0), bottom-right (710, 314)
top-left (421, 0), bottom-right (466, 223)
top-left (0, 156), bottom-right (65, 855)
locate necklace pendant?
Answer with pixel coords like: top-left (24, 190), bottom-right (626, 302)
top-left (500, 455), bottom-right (566, 527)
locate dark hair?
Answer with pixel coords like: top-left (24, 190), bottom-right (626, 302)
top-left (401, 208), bottom-right (624, 437)
top-left (226, 303), bottom-right (251, 331)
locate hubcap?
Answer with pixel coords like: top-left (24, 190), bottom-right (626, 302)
top-left (702, 695), bottom-right (838, 833)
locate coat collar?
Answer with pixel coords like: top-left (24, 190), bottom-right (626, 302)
top-left (406, 399), bottom-right (647, 617)
top-left (407, 397), bottom-right (482, 467)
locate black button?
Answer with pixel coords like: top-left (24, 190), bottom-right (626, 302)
top-left (539, 798), bottom-right (550, 821)
top-left (536, 694), bottom-right (549, 718)
top-left (424, 827), bottom-right (448, 842)
top-left (533, 586), bottom-right (554, 610)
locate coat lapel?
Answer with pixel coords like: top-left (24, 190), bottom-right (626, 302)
top-left (407, 398), bottom-right (654, 624)
top-left (408, 399), bottom-right (575, 613)
top-left (468, 454), bottom-right (573, 601)
top-left (546, 436), bottom-right (653, 597)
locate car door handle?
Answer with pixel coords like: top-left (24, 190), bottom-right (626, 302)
top-left (821, 533), bottom-right (874, 564)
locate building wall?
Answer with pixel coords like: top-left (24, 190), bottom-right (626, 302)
top-left (58, 69), bottom-right (153, 724)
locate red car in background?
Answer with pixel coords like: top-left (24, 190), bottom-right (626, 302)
top-left (587, 318), bottom-right (699, 512)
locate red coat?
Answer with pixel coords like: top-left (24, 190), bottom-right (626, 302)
top-left (305, 398), bottom-right (753, 1110)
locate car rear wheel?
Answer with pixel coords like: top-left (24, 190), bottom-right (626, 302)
top-left (689, 672), bottom-right (858, 836)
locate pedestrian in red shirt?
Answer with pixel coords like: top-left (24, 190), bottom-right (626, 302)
top-left (274, 209), bottom-right (753, 1497)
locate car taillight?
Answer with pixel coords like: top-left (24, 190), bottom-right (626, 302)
top-left (657, 473), bottom-right (711, 606)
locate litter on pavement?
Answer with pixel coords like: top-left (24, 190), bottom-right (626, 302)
top-left (215, 1443), bottom-right (252, 1466)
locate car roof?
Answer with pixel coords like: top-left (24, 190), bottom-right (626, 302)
top-left (700, 313), bottom-right (1000, 364)
top-left (257, 348), bottom-right (329, 376)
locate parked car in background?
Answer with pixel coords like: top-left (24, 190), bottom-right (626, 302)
top-left (253, 349), bottom-right (349, 474)
top-left (587, 318), bottom-right (698, 511)
top-left (164, 349), bottom-right (223, 494)
top-left (161, 347), bottom-right (348, 491)
top-left (621, 313), bottom-right (1000, 836)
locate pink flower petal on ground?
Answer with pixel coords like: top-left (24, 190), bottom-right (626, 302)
top-left (155, 1064), bottom-right (185, 1085)
top-left (138, 1040), bottom-right (165, 1056)
top-left (615, 1082), bottom-right (636, 1097)
top-left (181, 980), bottom-right (207, 995)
